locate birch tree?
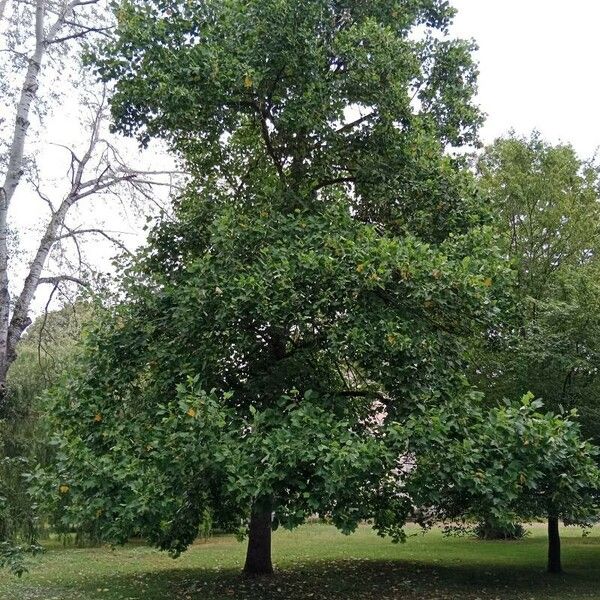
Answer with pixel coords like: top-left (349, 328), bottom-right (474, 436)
top-left (0, 0), bottom-right (175, 409)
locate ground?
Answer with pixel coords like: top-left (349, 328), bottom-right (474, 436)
top-left (1, 523), bottom-right (599, 600)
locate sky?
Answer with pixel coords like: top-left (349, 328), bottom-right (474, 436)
top-left (4, 0), bottom-right (600, 317)
top-left (451, 0), bottom-right (600, 158)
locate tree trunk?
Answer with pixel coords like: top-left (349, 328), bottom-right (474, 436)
top-left (243, 498), bottom-right (273, 576)
top-left (547, 516), bottom-right (562, 574)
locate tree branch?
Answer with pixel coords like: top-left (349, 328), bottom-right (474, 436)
top-left (334, 389), bottom-right (387, 402)
top-left (312, 176), bottom-right (355, 193)
top-left (255, 101), bottom-right (285, 182)
top-left (38, 275), bottom-right (90, 287)
top-left (50, 25), bottom-right (112, 45)
top-left (53, 227), bottom-right (134, 256)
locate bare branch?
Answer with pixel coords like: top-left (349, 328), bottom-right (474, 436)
top-left (53, 227), bottom-right (135, 256)
top-left (38, 275), bottom-right (90, 287)
top-left (37, 282), bottom-right (60, 386)
top-left (50, 25), bottom-right (112, 45)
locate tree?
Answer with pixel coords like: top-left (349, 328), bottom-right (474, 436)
top-left (404, 393), bottom-right (600, 574)
top-left (0, 0), bottom-right (177, 409)
top-left (0, 302), bottom-right (91, 575)
top-left (0, 0), bottom-right (178, 572)
top-left (471, 132), bottom-right (600, 571)
top-left (39, 0), bottom-right (509, 576)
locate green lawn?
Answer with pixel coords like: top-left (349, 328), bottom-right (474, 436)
top-left (1, 523), bottom-right (599, 599)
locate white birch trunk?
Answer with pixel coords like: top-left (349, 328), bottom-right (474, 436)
top-left (0, 0), bottom-right (102, 401)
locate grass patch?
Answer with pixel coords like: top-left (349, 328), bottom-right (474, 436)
top-left (1, 523), bottom-right (599, 599)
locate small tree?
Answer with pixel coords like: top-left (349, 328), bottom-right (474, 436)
top-left (405, 393), bottom-right (600, 574)
top-left (469, 133), bottom-right (600, 557)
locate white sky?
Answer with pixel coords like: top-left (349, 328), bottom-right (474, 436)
top-left (5, 0), bottom-right (600, 317)
top-left (451, 0), bottom-right (600, 158)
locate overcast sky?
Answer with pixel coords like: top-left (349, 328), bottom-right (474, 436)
top-left (7, 0), bottom-right (600, 317)
top-left (451, 0), bottom-right (600, 158)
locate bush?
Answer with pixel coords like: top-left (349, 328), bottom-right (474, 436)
top-left (474, 519), bottom-right (527, 540)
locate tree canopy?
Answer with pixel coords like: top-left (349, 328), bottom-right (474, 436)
top-left (34, 0), bottom-right (600, 578)
top-left (473, 133), bottom-right (600, 443)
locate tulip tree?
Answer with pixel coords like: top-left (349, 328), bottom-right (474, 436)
top-left (404, 393), bottom-right (600, 573)
top-left (38, 0), bottom-right (511, 575)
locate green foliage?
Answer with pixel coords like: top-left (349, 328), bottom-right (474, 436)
top-left (0, 304), bottom-right (91, 574)
top-left (478, 133), bottom-right (600, 297)
top-left (39, 0), bottom-right (567, 566)
top-left (404, 393), bottom-right (600, 527)
top-left (30, 4), bottom-right (600, 575)
top-left (473, 133), bottom-right (600, 444)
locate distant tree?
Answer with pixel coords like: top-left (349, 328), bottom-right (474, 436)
top-left (471, 132), bottom-right (600, 571)
top-left (1, 303), bottom-right (90, 575)
top-left (35, 0), bottom-right (516, 577)
top-left (405, 393), bottom-right (600, 574)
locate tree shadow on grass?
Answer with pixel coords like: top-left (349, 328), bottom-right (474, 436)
top-left (62, 556), bottom-right (600, 600)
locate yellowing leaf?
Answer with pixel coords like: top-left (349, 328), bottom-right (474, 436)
top-left (244, 74), bottom-right (253, 88)
top-left (187, 407), bottom-right (197, 418)
top-left (59, 484), bottom-right (70, 494)
top-left (94, 413), bottom-right (103, 423)
top-left (483, 277), bottom-right (493, 287)
top-left (356, 263), bottom-right (366, 273)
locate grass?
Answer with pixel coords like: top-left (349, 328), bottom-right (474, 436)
top-left (1, 523), bottom-right (599, 599)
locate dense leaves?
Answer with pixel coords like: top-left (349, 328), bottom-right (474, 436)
top-left (472, 134), bottom-right (600, 443)
top-left (0, 305), bottom-right (91, 575)
top-left (404, 393), bottom-right (600, 529)
top-left (34, 0), bottom-right (599, 574)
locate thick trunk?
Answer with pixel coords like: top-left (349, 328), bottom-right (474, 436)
top-left (547, 516), bottom-right (562, 574)
top-left (243, 498), bottom-right (273, 576)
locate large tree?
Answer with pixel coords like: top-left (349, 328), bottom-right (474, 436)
top-left (40, 0), bottom-right (512, 576)
top-left (471, 133), bottom-right (600, 571)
